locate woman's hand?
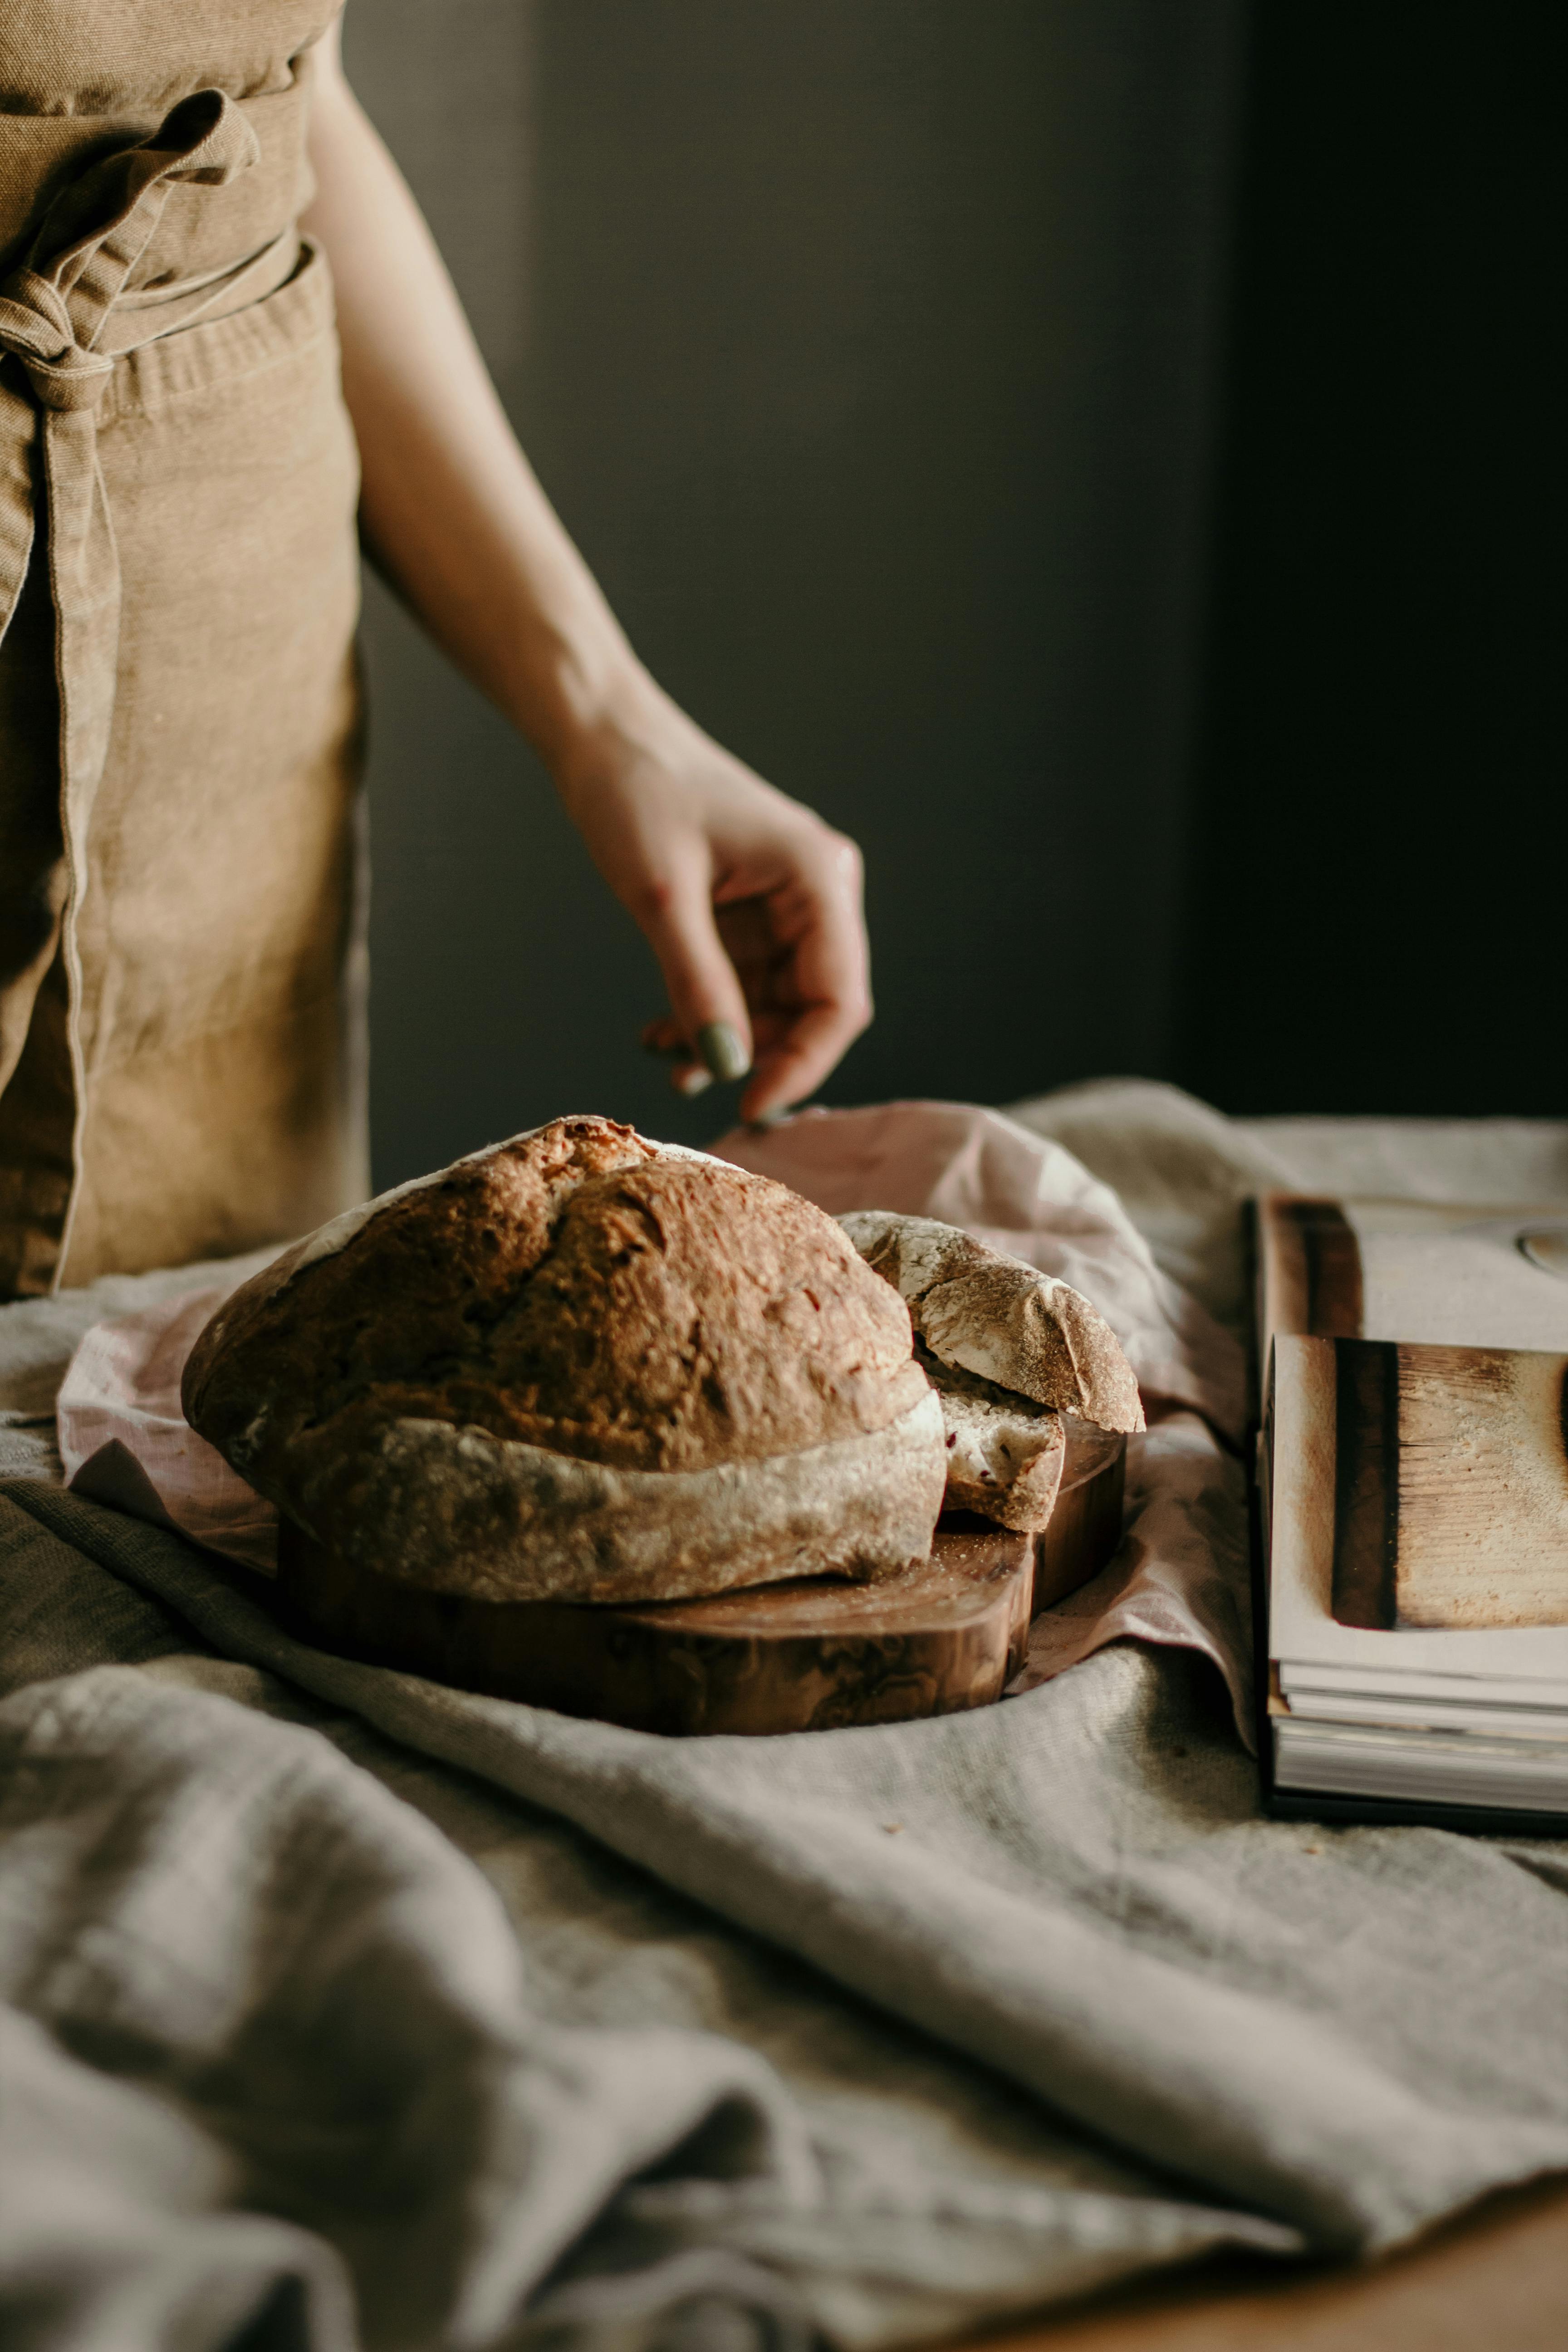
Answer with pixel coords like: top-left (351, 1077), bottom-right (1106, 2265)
top-left (555, 672), bottom-right (871, 1125)
top-left (307, 33), bottom-right (870, 1122)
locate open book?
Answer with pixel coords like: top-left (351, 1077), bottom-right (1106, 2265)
top-left (1254, 1196), bottom-right (1568, 1827)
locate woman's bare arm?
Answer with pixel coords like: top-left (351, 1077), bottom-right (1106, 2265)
top-left (302, 21), bottom-right (869, 1119)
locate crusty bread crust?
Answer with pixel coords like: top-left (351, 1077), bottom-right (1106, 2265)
top-left (185, 1117), bottom-right (946, 1602)
top-left (278, 1391), bottom-right (947, 1605)
top-left (838, 1210), bottom-right (1144, 1436)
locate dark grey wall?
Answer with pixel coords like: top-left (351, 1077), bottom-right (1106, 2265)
top-left (347, 1), bottom-right (1242, 1187)
top-left (1177, 0), bottom-right (1568, 1117)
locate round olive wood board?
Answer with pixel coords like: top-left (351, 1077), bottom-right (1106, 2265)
top-left (275, 1428), bottom-right (1127, 1738)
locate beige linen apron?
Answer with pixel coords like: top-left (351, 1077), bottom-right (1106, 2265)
top-left (0, 2), bottom-right (367, 1298)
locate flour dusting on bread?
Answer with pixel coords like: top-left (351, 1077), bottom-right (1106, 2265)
top-left (837, 1209), bottom-right (1143, 1434)
top-left (184, 1118), bottom-right (946, 1603)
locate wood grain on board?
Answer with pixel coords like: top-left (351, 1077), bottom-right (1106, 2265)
top-left (1392, 1343), bottom-right (1568, 1627)
top-left (1256, 1195), bottom-right (1365, 1361)
top-left (1328, 1338), bottom-right (1399, 1628)
top-left (1036, 1421), bottom-right (1126, 1610)
top-left (1327, 1337), bottom-right (1568, 1630)
top-left (278, 1516), bottom-right (1032, 1734)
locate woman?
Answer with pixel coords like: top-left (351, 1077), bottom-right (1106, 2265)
top-left (0, 6), bottom-right (869, 1298)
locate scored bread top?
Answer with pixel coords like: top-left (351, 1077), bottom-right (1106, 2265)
top-left (184, 1117), bottom-right (929, 1509)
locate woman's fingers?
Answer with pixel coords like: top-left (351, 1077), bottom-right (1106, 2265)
top-left (740, 834), bottom-right (871, 1121)
top-left (743, 1000), bottom-right (860, 1124)
top-left (631, 857), bottom-right (755, 1089)
top-left (637, 836), bottom-right (871, 1119)
top-left (549, 663), bottom-right (872, 1115)
top-left (607, 745), bottom-right (870, 1117)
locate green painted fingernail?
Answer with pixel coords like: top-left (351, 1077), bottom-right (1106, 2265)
top-left (697, 1021), bottom-right (750, 1083)
top-left (674, 1063), bottom-right (714, 1097)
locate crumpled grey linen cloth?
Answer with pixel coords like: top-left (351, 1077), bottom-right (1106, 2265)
top-left (3, 1083), bottom-right (1568, 2352)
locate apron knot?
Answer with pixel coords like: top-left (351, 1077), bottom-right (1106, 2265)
top-left (0, 274), bottom-right (115, 413)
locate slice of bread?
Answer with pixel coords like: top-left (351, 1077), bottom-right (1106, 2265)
top-left (837, 1211), bottom-right (1144, 1434)
top-left (917, 1345), bottom-right (1067, 1532)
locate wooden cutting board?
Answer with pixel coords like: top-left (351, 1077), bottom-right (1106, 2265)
top-left (276, 1427), bottom-right (1126, 1737)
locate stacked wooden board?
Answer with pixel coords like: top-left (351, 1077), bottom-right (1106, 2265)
top-left (279, 1419), bottom-right (1126, 1736)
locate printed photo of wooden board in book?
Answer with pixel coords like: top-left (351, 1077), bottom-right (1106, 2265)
top-left (1254, 1195), bottom-right (1568, 1823)
top-left (1318, 1335), bottom-right (1568, 1631)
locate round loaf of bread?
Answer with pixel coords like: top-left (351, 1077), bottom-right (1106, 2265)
top-left (183, 1117), bottom-right (946, 1605)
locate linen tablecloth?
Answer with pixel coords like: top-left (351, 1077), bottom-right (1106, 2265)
top-left (2, 1080), bottom-right (1565, 2352)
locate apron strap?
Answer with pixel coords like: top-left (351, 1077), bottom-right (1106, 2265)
top-left (0, 90), bottom-right (260, 1286)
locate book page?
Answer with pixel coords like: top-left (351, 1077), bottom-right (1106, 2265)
top-left (1268, 1336), bottom-right (1568, 1681)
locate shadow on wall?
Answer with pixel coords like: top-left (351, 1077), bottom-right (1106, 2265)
top-left (348, 0), bottom-right (1243, 1186)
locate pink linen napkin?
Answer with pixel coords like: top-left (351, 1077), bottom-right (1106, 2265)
top-left (54, 1102), bottom-right (1254, 1732)
top-left (714, 1101), bottom-right (1245, 1437)
top-left (58, 1286), bottom-right (279, 1576)
top-left (714, 1104), bottom-right (1253, 1731)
